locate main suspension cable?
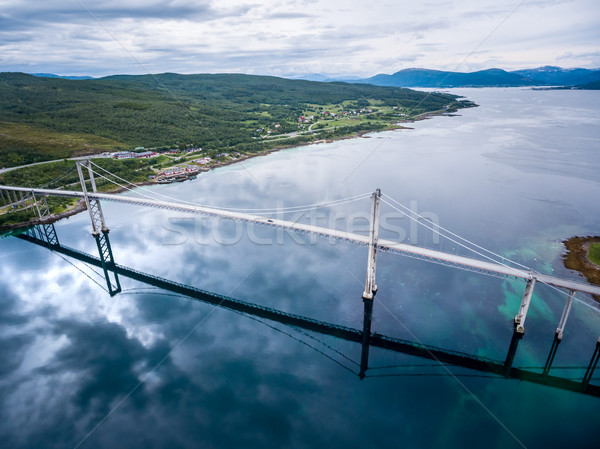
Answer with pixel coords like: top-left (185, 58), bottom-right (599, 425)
top-left (89, 160), bottom-right (371, 214)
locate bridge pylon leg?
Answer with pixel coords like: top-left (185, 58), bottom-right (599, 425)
top-left (514, 275), bottom-right (536, 334)
top-left (362, 189), bottom-right (381, 300)
top-left (555, 289), bottom-right (575, 341)
top-left (76, 160), bottom-right (120, 296)
top-left (583, 338), bottom-right (600, 388)
top-left (94, 229), bottom-right (122, 296)
top-left (543, 335), bottom-right (561, 376)
top-left (359, 298), bottom-right (374, 379)
top-left (31, 191), bottom-right (51, 219)
top-left (504, 330), bottom-right (523, 377)
top-left (76, 160), bottom-right (108, 235)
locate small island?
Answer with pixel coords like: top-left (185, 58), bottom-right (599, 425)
top-left (563, 236), bottom-right (600, 301)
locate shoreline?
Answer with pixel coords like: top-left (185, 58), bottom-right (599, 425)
top-left (0, 113), bottom-right (440, 233)
top-left (562, 236), bottom-right (600, 301)
top-left (0, 199), bottom-right (87, 233)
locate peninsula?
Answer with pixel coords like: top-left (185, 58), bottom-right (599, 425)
top-left (563, 236), bottom-right (600, 301)
top-left (0, 72), bottom-right (475, 230)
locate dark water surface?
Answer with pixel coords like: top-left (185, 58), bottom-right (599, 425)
top-left (1, 88), bottom-right (599, 448)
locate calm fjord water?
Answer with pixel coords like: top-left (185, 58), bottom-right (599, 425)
top-left (1, 88), bottom-right (599, 448)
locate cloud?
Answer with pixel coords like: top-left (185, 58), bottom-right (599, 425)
top-left (266, 12), bottom-right (317, 19)
top-left (0, 0), bottom-right (599, 88)
top-left (1, 0), bottom-right (250, 23)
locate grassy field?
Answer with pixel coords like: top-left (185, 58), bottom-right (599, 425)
top-left (0, 122), bottom-right (127, 167)
top-left (589, 242), bottom-right (600, 266)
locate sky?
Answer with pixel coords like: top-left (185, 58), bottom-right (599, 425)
top-left (0, 0), bottom-right (599, 78)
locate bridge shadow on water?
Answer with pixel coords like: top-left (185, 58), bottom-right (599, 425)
top-left (15, 224), bottom-right (600, 398)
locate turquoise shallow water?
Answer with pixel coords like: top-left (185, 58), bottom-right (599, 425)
top-left (1, 88), bottom-right (600, 448)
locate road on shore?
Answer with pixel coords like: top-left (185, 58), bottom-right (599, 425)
top-left (0, 155), bottom-right (104, 175)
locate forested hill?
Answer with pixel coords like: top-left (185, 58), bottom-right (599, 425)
top-left (0, 72), bottom-right (472, 168)
top-left (103, 72), bottom-right (447, 106)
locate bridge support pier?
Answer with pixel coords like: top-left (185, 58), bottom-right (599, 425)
top-left (514, 276), bottom-right (536, 334)
top-left (583, 338), bottom-right (600, 388)
top-left (362, 189), bottom-right (381, 300)
top-left (555, 289), bottom-right (575, 341)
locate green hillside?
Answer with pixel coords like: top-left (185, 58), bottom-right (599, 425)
top-left (0, 72), bottom-right (474, 168)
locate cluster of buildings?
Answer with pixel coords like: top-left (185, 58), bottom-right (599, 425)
top-left (195, 156), bottom-right (212, 165)
top-left (165, 147), bottom-right (202, 154)
top-left (111, 150), bottom-right (157, 160)
top-left (110, 146), bottom-right (205, 160)
top-left (298, 115), bottom-right (315, 123)
top-left (156, 166), bottom-right (200, 178)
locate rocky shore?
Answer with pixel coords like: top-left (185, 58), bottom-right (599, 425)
top-left (563, 236), bottom-right (600, 301)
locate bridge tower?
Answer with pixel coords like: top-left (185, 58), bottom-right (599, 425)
top-left (30, 190), bottom-right (59, 246)
top-left (76, 160), bottom-right (121, 296)
top-left (358, 189), bottom-right (381, 379)
top-left (514, 274), bottom-right (536, 334)
top-left (362, 189), bottom-right (381, 300)
top-left (76, 160), bottom-right (109, 235)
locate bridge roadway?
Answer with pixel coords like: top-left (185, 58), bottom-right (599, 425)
top-left (3, 185), bottom-right (600, 297)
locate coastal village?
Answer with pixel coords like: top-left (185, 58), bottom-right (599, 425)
top-left (106, 104), bottom-right (419, 182)
top-left (90, 105), bottom-right (410, 184)
top-left (0, 102), bottom-right (453, 228)
top-left (99, 147), bottom-right (248, 183)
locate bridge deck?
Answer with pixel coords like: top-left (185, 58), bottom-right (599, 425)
top-left (3, 185), bottom-right (600, 297)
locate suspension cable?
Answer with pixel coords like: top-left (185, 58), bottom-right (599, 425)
top-left (383, 193), bottom-right (530, 271)
top-left (41, 165), bottom-right (77, 189)
top-left (89, 160), bottom-right (371, 214)
top-left (53, 251), bottom-right (109, 293)
top-left (90, 167), bottom-right (371, 220)
top-left (120, 288), bottom-right (359, 374)
top-left (381, 197), bottom-right (532, 279)
top-left (381, 196), bottom-right (600, 312)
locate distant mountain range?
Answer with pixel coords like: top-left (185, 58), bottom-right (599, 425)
top-left (361, 68), bottom-right (534, 87)
top-left (292, 66), bottom-right (600, 88)
top-left (32, 67), bottom-right (600, 88)
top-left (31, 73), bottom-right (95, 80)
top-left (511, 66), bottom-right (600, 86)
top-left (360, 66), bottom-right (600, 88)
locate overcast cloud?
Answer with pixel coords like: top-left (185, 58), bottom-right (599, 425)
top-left (0, 0), bottom-right (599, 77)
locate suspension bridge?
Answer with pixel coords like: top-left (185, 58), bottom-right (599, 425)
top-left (15, 223), bottom-right (600, 396)
top-left (1, 159), bottom-right (600, 388)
